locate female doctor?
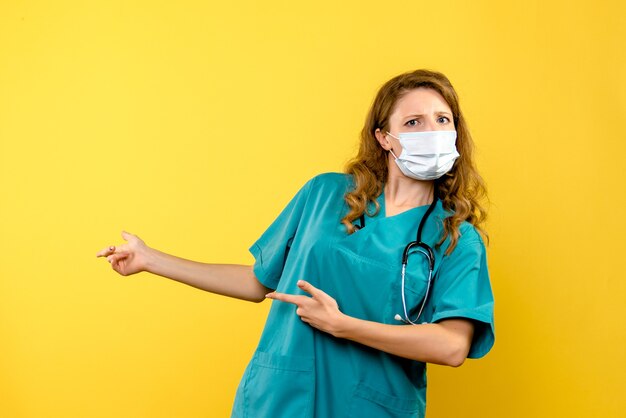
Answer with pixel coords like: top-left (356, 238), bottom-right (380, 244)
top-left (97, 69), bottom-right (495, 418)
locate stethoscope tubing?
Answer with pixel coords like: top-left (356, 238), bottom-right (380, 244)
top-left (400, 253), bottom-right (433, 325)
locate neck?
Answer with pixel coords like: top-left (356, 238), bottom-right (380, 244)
top-left (385, 170), bottom-right (435, 208)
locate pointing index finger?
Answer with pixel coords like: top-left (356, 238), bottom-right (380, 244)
top-left (96, 246), bottom-right (116, 257)
top-left (266, 292), bottom-right (306, 306)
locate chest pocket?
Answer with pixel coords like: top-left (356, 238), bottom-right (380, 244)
top-left (325, 218), bottom-right (437, 325)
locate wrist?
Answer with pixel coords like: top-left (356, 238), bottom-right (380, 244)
top-left (332, 313), bottom-right (355, 339)
top-left (143, 246), bottom-right (161, 273)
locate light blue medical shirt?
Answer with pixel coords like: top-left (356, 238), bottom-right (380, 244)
top-left (231, 173), bottom-right (495, 418)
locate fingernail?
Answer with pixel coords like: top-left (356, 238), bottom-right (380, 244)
top-left (265, 293), bottom-right (273, 298)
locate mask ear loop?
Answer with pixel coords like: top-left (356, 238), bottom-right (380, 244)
top-left (385, 131), bottom-right (401, 160)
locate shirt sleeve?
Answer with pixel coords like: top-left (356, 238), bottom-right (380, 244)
top-left (430, 231), bottom-right (495, 359)
top-left (248, 178), bottom-right (314, 290)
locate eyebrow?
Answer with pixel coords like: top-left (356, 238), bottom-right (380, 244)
top-left (403, 111), bottom-right (453, 119)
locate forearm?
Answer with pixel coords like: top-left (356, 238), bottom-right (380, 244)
top-left (334, 316), bottom-right (470, 367)
top-left (144, 248), bottom-right (270, 302)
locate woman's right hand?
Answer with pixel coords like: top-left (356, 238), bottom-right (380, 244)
top-left (96, 231), bottom-right (151, 276)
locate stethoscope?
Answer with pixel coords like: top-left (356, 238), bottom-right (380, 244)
top-left (354, 196), bottom-right (438, 325)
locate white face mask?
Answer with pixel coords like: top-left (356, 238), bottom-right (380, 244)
top-left (386, 130), bottom-right (460, 180)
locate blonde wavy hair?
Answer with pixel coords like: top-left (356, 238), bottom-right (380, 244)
top-left (342, 69), bottom-right (488, 255)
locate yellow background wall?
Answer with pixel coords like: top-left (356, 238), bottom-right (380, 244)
top-left (1, 1), bottom-right (624, 417)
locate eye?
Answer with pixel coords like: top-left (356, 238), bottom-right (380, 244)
top-left (437, 116), bottom-right (451, 124)
top-left (405, 119), bottom-right (420, 127)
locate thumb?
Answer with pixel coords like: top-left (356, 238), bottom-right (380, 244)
top-left (297, 280), bottom-right (322, 298)
top-left (122, 230), bottom-right (145, 246)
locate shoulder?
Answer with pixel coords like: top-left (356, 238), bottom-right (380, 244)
top-left (449, 223), bottom-right (486, 262)
top-left (308, 172), bottom-right (352, 186)
top-left (458, 222), bottom-right (485, 247)
top-left (287, 173), bottom-right (352, 208)
top-left (305, 172), bottom-right (353, 194)
top-left (436, 208), bottom-right (486, 257)
top-left (436, 221), bottom-right (489, 281)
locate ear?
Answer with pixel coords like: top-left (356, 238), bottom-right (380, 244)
top-left (374, 128), bottom-right (393, 151)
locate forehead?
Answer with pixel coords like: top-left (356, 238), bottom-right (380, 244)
top-left (392, 88), bottom-right (452, 118)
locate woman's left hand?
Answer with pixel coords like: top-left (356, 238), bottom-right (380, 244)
top-left (266, 280), bottom-right (346, 337)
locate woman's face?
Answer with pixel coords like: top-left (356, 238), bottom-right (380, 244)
top-left (375, 87), bottom-right (455, 156)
